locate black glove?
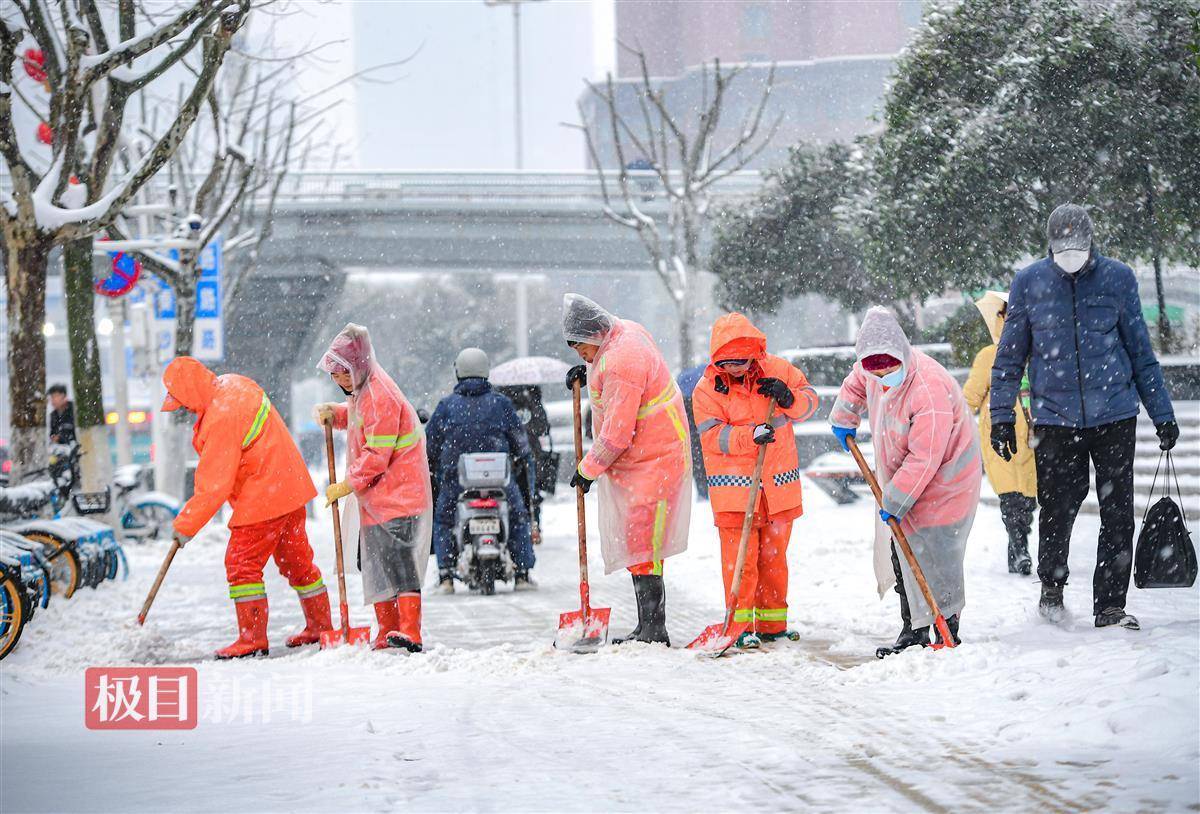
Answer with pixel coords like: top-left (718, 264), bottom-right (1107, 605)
top-left (755, 377), bottom-right (794, 409)
top-left (991, 422), bottom-right (1017, 462)
top-left (565, 364), bottom-right (587, 392)
top-left (752, 423), bottom-right (776, 445)
top-left (570, 469), bottom-right (594, 494)
top-left (1156, 420), bottom-right (1179, 451)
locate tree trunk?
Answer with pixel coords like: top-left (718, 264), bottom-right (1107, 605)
top-left (5, 234), bottom-right (51, 481)
top-left (64, 236), bottom-right (115, 495)
top-left (676, 289), bottom-right (694, 370)
top-left (174, 278), bottom-right (197, 357)
top-left (1146, 169), bottom-right (1173, 353)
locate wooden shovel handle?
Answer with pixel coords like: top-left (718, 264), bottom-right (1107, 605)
top-left (725, 400), bottom-right (777, 621)
top-left (571, 379), bottom-right (591, 610)
top-left (846, 436), bottom-right (945, 623)
top-left (324, 419), bottom-right (351, 633)
top-left (137, 538), bottom-right (181, 625)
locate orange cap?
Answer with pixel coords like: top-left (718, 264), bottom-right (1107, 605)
top-left (161, 392), bottom-right (183, 412)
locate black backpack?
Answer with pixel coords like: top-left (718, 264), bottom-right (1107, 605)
top-left (1134, 451), bottom-right (1197, 589)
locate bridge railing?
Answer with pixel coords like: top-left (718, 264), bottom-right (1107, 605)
top-left (1, 169), bottom-right (766, 206)
top-left (270, 169), bottom-right (766, 205)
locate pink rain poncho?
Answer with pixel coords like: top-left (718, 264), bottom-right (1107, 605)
top-left (318, 324), bottom-right (433, 603)
top-left (829, 307), bottom-right (981, 626)
top-left (563, 294), bottom-right (692, 573)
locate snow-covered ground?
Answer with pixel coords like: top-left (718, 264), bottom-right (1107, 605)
top-left (2, 483), bottom-right (1197, 813)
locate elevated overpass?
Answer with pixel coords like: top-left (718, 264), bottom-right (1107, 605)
top-left (222, 170), bottom-right (764, 418)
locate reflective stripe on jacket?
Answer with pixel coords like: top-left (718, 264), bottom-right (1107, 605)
top-left (167, 357), bottom-right (317, 537)
top-left (693, 313), bottom-right (819, 526)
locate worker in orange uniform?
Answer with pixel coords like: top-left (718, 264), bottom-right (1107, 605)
top-left (164, 356), bottom-right (330, 660)
top-left (692, 314), bottom-right (820, 649)
top-left (563, 294), bottom-right (692, 646)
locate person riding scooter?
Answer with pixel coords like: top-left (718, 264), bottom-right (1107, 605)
top-left (425, 349), bottom-right (537, 593)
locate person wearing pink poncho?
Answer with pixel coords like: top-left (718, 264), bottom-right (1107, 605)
top-left (829, 307), bottom-right (981, 659)
top-left (315, 324), bottom-right (433, 652)
top-left (563, 294), bottom-right (692, 646)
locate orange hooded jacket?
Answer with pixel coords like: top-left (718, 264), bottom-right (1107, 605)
top-left (165, 357), bottom-right (317, 537)
top-left (692, 314), bottom-right (819, 527)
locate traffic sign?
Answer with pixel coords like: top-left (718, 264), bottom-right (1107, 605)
top-left (94, 246), bottom-right (142, 298)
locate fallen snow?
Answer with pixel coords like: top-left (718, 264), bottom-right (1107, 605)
top-left (2, 484), bottom-right (1197, 812)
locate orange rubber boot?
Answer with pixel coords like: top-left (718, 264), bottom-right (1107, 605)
top-left (215, 598), bottom-right (269, 660)
top-left (386, 593), bottom-right (423, 652)
top-left (285, 592), bottom-right (333, 648)
top-left (372, 601), bottom-right (401, 650)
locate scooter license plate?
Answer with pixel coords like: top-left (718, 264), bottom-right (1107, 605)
top-left (469, 518), bottom-right (501, 535)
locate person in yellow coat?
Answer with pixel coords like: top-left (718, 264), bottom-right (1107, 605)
top-left (962, 292), bottom-right (1037, 575)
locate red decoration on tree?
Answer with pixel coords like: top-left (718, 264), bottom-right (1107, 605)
top-left (22, 49), bottom-right (47, 83)
top-left (36, 122), bottom-right (53, 145)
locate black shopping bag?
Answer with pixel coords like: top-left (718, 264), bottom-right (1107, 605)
top-left (1134, 451), bottom-right (1197, 589)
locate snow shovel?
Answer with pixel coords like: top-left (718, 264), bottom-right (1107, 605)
top-left (318, 419), bottom-right (371, 649)
top-left (137, 537), bottom-right (182, 626)
top-left (554, 378), bottom-right (611, 653)
top-left (688, 400), bottom-right (777, 656)
top-left (846, 436), bottom-right (957, 650)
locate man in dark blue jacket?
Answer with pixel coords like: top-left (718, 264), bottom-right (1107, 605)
top-left (991, 204), bottom-right (1178, 630)
top-left (426, 348), bottom-right (536, 593)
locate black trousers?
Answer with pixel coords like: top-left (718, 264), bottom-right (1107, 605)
top-left (1034, 418), bottom-right (1136, 615)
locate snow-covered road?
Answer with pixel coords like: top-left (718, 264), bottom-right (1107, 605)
top-left (2, 483), bottom-right (1197, 813)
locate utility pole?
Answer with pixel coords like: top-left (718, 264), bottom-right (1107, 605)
top-left (485, 0), bottom-right (545, 169)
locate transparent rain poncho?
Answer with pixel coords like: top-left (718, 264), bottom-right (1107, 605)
top-left (562, 296), bottom-right (692, 573)
top-left (562, 293), bottom-right (615, 345)
top-left (830, 307), bottom-right (981, 627)
top-left (318, 324), bottom-right (433, 603)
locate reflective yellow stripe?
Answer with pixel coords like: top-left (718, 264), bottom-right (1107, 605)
top-left (293, 577), bottom-right (325, 596)
top-left (365, 429), bottom-right (421, 450)
top-left (733, 608), bottom-right (754, 623)
top-left (241, 394), bottom-right (271, 449)
top-left (755, 607), bottom-right (788, 622)
top-left (665, 404), bottom-right (688, 445)
top-left (229, 582), bottom-right (266, 599)
top-left (637, 382), bottom-right (677, 419)
top-left (651, 499), bottom-right (666, 566)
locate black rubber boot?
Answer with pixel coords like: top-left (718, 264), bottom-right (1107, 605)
top-left (1000, 493), bottom-right (1033, 575)
top-left (614, 574), bottom-right (670, 646)
top-left (877, 542), bottom-right (931, 658)
top-left (610, 574), bottom-right (644, 645)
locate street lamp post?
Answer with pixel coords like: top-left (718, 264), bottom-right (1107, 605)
top-left (485, 0), bottom-right (545, 170)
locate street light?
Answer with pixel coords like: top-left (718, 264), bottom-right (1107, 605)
top-left (484, 0), bottom-right (546, 170)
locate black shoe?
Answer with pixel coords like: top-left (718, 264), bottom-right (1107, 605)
top-left (1095, 607), bottom-right (1139, 630)
top-left (875, 625), bottom-right (930, 659)
top-left (759, 630), bottom-right (801, 643)
top-left (613, 574), bottom-right (669, 646)
top-left (435, 570), bottom-right (455, 595)
top-left (1038, 583), bottom-right (1066, 622)
top-left (513, 570), bottom-right (537, 592)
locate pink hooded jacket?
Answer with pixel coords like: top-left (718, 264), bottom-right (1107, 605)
top-left (319, 324), bottom-right (432, 526)
top-left (829, 307), bottom-right (980, 625)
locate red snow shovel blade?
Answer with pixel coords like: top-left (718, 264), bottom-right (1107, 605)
top-left (687, 620), bottom-right (751, 656)
top-left (554, 606), bottom-right (611, 653)
top-left (928, 616), bottom-right (958, 651)
top-left (319, 625), bottom-right (371, 649)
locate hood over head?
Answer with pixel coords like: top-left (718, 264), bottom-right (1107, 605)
top-left (974, 291), bottom-right (1009, 344)
top-left (318, 323), bottom-right (376, 390)
top-left (562, 293), bottom-right (615, 345)
top-left (709, 312), bottom-right (767, 363)
top-left (161, 356), bottom-right (218, 413)
top-left (855, 307), bottom-right (912, 368)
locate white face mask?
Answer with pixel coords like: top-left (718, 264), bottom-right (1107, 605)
top-left (1054, 248), bottom-right (1090, 274)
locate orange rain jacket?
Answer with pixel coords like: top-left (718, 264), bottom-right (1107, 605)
top-left (166, 357), bottom-right (317, 538)
top-left (692, 313), bottom-right (819, 528)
